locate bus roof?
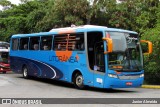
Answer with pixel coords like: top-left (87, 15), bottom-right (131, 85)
top-left (11, 25), bottom-right (138, 38)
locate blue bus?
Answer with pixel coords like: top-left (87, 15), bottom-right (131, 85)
top-left (10, 25), bottom-right (152, 89)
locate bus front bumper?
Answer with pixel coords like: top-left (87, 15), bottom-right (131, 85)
top-left (104, 77), bottom-right (144, 88)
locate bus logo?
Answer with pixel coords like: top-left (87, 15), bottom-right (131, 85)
top-left (55, 51), bottom-right (72, 62)
top-left (49, 51), bottom-right (79, 63)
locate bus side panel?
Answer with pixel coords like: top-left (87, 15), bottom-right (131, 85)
top-left (10, 50), bottom-right (95, 87)
top-left (10, 56), bottom-right (24, 74)
top-left (67, 52), bottom-right (94, 86)
top-left (10, 55), bottom-right (64, 79)
top-left (93, 73), bottom-right (105, 88)
top-left (67, 67), bottom-right (94, 87)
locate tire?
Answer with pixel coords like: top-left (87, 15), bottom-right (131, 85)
top-left (22, 66), bottom-right (29, 79)
top-left (73, 73), bottom-right (85, 89)
top-left (2, 71), bottom-right (6, 74)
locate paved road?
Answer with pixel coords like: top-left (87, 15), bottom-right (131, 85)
top-left (0, 72), bottom-right (159, 107)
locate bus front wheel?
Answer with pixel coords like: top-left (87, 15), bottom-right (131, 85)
top-left (22, 66), bottom-right (29, 79)
top-left (73, 73), bottom-right (85, 89)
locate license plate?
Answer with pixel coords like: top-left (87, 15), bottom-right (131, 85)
top-left (126, 82), bottom-right (132, 86)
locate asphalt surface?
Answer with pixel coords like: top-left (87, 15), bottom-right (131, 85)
top-left (0, 72), bottom-right (159, 107)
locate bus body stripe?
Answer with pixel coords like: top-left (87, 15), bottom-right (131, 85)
top-left (10, 56), bottom-right (59, 79)
top-left (31, 59), bottom-right (57, 79)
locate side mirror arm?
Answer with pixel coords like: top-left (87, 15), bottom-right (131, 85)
top-left (140, 40), bottom-right (153, 55)
top-left (102, 38), bottom-right (113, 54)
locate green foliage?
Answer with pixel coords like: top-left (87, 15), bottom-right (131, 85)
top-left (0, 0), bottom-right (48, 41)
top-left (0, 16), bottom-right (26, 41)
top-left (36, 0), bottom-right (89, 31)
top-left (0, 0), bottom-right (12, 6)
top-left (142, 21), bottom-right (160, 84)
top-left (141, 2), bottom-right (160, 83)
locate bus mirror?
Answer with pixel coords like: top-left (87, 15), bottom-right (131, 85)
top-left (102, 38), bottom-right (113, 54)
top-left (140, 40), bottom-right (152, 55)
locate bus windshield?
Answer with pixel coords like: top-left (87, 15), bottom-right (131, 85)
top-left (0, 52), bottom-right (9, 64)
top-left (108, 32), bottom-right (143, 72)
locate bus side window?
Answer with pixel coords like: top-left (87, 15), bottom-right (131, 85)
top-left (12, 39), bottom-right (19, 50)
top-left (19, 38), bottom-right (29, 50)
top-left (54, 35), bottom-right (67, 51)
top-left (33, 44), bottom-right (39, 50)
top-left (69, 33), bottom-right (84, 51)
top-left (29, 37), bottom-right (40, 50)
top-left (53, 33), bottom-right (84, 51)
top-left (41, 36), bottom-right (52, 51)
top-left (57, 44), bottom-right (61, 50)
top-left (43, 45), bottom-right (48, 50)
top-left (24, 44), bottom-right (28, 50)
top-left (72, 44), bottom-right (76, 50)
top-left (80, 43), bottom-right (84, 50)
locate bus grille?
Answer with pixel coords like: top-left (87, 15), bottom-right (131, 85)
top-left (118, 75), bottom-right (140, 80)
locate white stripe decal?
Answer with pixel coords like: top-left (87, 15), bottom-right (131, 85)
top-left (34, 60), bottom-right (57, 79)
top-left (24, 58), bottom-right (57, 79)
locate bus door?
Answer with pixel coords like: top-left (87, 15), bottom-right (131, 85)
top-left (87, 32), bottom-right (105, 88)
top-left (93, 41), bottom-right (105, 88)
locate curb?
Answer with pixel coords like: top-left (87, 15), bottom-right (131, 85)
top-left (142, 85), bottom-right (160, 89)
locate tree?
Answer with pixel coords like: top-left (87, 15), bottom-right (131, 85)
top-left (0, 0), bottom-right (12, 6)
top-left (141, 2), bottom-right (160, 84)
top-left (36, 0), bottom-right (89, 31)
top-left (0, 0), bottom-right (48, 41)
top-left (90, 0), bottom-right (117, 26)
top-left (0, 0), bottom-right (14, 10)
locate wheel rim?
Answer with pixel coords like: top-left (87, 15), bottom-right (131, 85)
top-left (76, 75), bottom-right (83, 87)
top-left (23, 68), bottom-right (28, 77)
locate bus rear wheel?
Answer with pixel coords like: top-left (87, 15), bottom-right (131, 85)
top-left (22, 66), bottom-right (29, 79)
top-left (73, 73), bottom-right (85, 89)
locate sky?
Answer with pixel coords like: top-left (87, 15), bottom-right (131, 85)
top-left (0, 0), bottom-right (21, 10)
top-left (8, 0), bottom-right (21, 5)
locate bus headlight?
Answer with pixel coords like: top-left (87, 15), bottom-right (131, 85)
top-left (140, 74), bottom-right (144, 78)
top-left (108, 74), bottom-right (118, 78)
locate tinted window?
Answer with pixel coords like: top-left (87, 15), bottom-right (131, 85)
top-left (53, 33), bottom-right (84, 51)
top-left (54, 34), bottom-right (68, 51)
top-left (12, 39), bottom-right (19, 50)
top-left (40, 36), bottom-right (52, 50)
top-left (68, 33), bottom-right (84, 51)
top-left (19, 38), bottom-right (29, 50)
top-left (29, 37), bottom-right (40, 50)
